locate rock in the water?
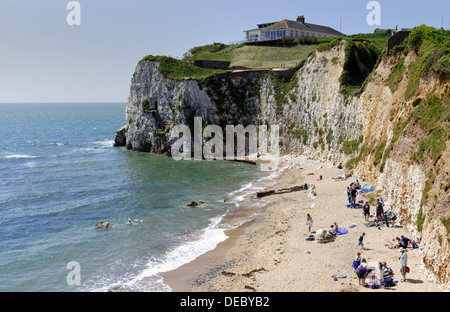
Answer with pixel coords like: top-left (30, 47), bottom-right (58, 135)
top-left (114, 126), bottom-right (127, 147)
top-left (186, 200), bottom-right (204, 207)
top-left (95, 221), bottom-right (112, 229)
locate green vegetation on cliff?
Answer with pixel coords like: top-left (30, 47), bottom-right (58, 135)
top-left (141, 55), bottom-right (225, 80)
top-left (188, 43), bottom-right (318, 69)
top-left (339, 39), bottom-right (382, 94)
top-left (403, 26), bottom-right (450, 99)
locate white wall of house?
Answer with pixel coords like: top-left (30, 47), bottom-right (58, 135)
top-left (246, 27), bottom-right (335, 42)
top-left (245, 29), bottom-right (261, 41)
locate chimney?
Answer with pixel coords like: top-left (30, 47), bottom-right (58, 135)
top-left (297, 15), bottom-right (305, 24)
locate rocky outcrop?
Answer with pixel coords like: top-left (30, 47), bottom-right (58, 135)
top-left (185, 200), bottom-right (204, 207)
top-left (123, 59), bottom-right (260, 154)
top-left (95, 221), bottom-right (112, 229)
top-left (114, 126), bottom-right (127, 147)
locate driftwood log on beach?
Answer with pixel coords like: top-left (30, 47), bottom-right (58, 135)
top-left (256, 184), bottom-right (309, 198)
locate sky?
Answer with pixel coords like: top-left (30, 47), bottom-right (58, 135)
top-left (0, 0), bottom-right (449, 103)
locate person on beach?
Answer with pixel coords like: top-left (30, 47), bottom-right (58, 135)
top-left (351, 252), bottom-right (361, 272)
top-left (399, 235), bottom-right (411, 249)
top-left (388, 237), bottom-right (401, 249)
top-left (357, 232), bottom-right (365, 250)
top-left (363, 201), bottom-right (370, 221)
top-left (376, 199), bottom-right (384, 221)
top-left (334, 222), bottom-right (339, 232)
top-left (351, 187), bottom-right (358, 207)
top-left (347, 187), bottom-right (352, 205)
top-left (330, 224), bottom-right (337, 235)
top-left (382, 262), bottom-right (394, 286)
top-left (306, 214), bottom-right (313, 233)
top-left (355, 258), bottom-right (370, 286)
top-left (374, 262), bottom-right (384, 288)
top-left (385, 208), bottom-right (397, 227)
top-left (399, 248), bottom-right (408, 282)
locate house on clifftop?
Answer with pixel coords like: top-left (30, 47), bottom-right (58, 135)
top-left (244, 15), bottom-right (343, 44)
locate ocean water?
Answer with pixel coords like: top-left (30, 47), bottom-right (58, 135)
top-left (0, 102), bottom-right (277, 292)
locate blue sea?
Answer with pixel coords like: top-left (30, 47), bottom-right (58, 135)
top-left (0, 102), bottom-right (280, 292)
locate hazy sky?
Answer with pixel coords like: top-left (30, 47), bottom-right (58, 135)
top-left (0, 0), bottom-right (449, 103)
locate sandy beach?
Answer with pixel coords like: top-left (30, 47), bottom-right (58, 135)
top-left (162, 157), bottom-right (443, 293)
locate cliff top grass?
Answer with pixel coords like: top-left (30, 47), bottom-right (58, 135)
top-left (187, 32), bottom-right (390, 70)
top-left (188, 43), bottom-right (319, 69)
top-left (141, 55), bottom-right (225, 80)
top-left (141, 32), bottom-right (390, 80)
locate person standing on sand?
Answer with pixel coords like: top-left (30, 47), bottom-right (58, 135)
top-left (306, 214), bottom-right (313, 233)
top-left (363, 201), bottom-right (370, 221)
top-left (376, 199), bottom-right (385, 221)
top-left (347, 187), bottom-right (352, 205)
top-left (357, 232), bottom-right (365, 250)
top-left (399, 247), bottom-right (408, 282)
top-left (351, 187), bottom-right (358, 207)
top-left (351, 252), bottom-right (361, 272)
top-left (355, 258), bottom-right (369, 286)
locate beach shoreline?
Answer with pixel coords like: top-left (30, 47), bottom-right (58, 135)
top-left (162, 157), bottom-right (443, 292)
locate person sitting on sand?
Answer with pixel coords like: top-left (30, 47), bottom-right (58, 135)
top-left (388, 237), bottom-right (401, 249)
top-left (334, 222), bottom-right (339, 232)
top-left (330, 225), bottom-right (337, 235)
top-left (400, 235), bottom-right (411, 248)
top-left (382, 262), bottom-right (394, 286)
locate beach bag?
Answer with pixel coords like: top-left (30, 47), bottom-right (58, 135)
top-left (400, 266), bottom-right (410, 273)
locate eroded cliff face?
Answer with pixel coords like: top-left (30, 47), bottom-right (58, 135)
top-left (119, 42), bottom-right (449, 289)
top-left (351, 50), bottom-right (450, 288)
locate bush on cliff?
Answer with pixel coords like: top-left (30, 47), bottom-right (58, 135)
top-left (141, 55), bottom-right (225, 80)
top-left (339, 40), bottom-right (380, 94)
top-left (404, 26), bottom-right (450, 99)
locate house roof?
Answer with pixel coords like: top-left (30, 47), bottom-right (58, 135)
top-left (261, 19), bottom-right (343, 36)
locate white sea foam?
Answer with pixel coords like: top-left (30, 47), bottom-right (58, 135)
top-left (101, 214), bottom-right (229, 292)
top-left (3, 154), bottom-right (37, 159)
top-left (93, 139), bottom-right (115, 147)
